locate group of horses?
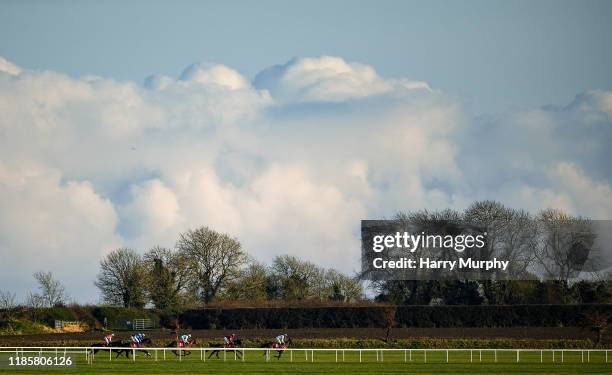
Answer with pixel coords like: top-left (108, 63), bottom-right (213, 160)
top-left (89, 336), bottom-right (293, 360)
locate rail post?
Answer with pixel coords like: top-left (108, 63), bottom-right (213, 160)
top-left (553, 350), bottom-right (555, 362)
top-left (561, 350), bottom-right (563, 363)
top-left (109, 347), bottom-right (111, 361)
top-left (155, 349), bottom-right (157, 361)
top-left (446, 349), bottom-right (448, 363)
top-left (163, 348), bottom-right (166, 361)
top-left (516, 350), bottom-right (519, 363)
top-left (132, 348), bottom-right (136, 362)
top-left (470, 349), bottom-right (473, 362)
top-left (381, 349), bottom-right (384, 362)
top-left (404, 349), bottom-right (406, 363)
top-left (311, 349), bottom-right (314, 362)
top-left (582, 350), bottom-right (584, 363)
top-left (410, 348), bottom-right (412, 361)
top-left (479, 349), bottom-right (482, 362)
top-left (359, 349), bottom-right (361, 363)
top-left (587, 350), bottom-right (590, 362)
top-left (336, 349), bottom-right (338, 362)
top-left (495, 349), bottom-right (497, 363)
top-left (342, 349), bottom-right (345, 362)
top-left (224, 348), bottom-right (226, 361)
top-left (540, 350), bottom-right (542, 363)
top-left (290, 349), bottom-right (292, 362)
top-left (424, 349), bottom-right (427, 363)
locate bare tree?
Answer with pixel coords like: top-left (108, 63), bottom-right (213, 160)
top-left (464, 201), bottom-right (538, 278)
top-left (95, 248), bottom-right (147, 308)
top-left (0, 290), bottom-right (18, 327)
top-left (25, 291), bottom-right (45, 308)
top-left (177, 227), bottom-right (247, 305)
top-left (0, 290), bottom-right (17, 310)
top-left (382, 305), bottom-right (397, 342)
top-left (32, 271), bottom-right (67, 307)
top-left (536, 209), bottom-right (596, 282)
top-left (585, 311), bottom-right (610, 345)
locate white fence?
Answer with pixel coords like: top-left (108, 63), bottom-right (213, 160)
top-left (133, 318), bottom-right (154, 330)
top-left (0, 347), bottom-right (610, 365)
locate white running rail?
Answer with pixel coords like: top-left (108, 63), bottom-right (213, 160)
top-left (0, 347), bottom-right (609, 364)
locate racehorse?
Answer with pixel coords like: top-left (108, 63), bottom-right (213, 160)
top-left (207, 338), bottom-right (243, 359)
top-left (260, 337), bottom-right (292, 360)
top-left (117, 337), bottom-right (153, 359)
top-left (167, 338), bottom-right (197, 357)
top-left (89, 340), bottom-right (130, 359)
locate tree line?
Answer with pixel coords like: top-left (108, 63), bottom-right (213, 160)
top-left (95, 227), bottom-right (363, 310)
top-left (1, 200), bottom-right (609, 311)
top-left (374, 201), bottom-right (611, 305)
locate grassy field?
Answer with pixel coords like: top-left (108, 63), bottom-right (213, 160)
top-left (0, 349), bottom-right (609, 374)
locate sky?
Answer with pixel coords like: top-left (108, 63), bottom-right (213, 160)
top-left (2, 0), bottom-right (611, 113)
top-left (0, 1), bottom-right (611, 303)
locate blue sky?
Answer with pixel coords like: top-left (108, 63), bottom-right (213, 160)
top-left (2, 0), bottom-right (611, 114)
top-left (0, 1), bottom-right (611, 302)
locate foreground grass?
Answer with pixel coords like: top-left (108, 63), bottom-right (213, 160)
top-left (0, 349), bottom-right (610, 374)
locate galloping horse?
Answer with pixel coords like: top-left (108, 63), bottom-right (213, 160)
top-left (89, 340), bottom-right (130, 359)
top-left (207, 339), bottom-right (243, 359)
top-left (260, 337), bottom-right (292, 360)
top-left (167, 338), bottom-right (197, 357)
top-left (117, 337), bottom-right (153, 359)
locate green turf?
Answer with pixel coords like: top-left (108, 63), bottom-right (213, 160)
top-left (0, 349), bottom-right (609, 374)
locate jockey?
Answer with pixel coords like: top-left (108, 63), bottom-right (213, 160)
top-left (130, 333), bottom-right (145, 346)
top-left (223, 333), bottom-right (235, 347)
top-left (180, 334), bottom-right (192, 345)
top-left (103, 333), bottom-right (114, 345)
top-left (275, 333), bottom-right (289, 346)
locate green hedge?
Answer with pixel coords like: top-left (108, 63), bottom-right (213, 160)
top-left (395, 304), bottom-right (612, 327)
top-left (4, 306), bottom-right (162, 330)
top-left (178, 304), bottom-right (612, 330)
top-left (3, 304), bottom-right (610, 331)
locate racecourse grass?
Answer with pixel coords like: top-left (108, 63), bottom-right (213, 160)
top-left (0, 350), bottom-right (609, 374)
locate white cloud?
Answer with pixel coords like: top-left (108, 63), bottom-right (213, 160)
top-left (0, 57), bottom-right (21, 75)
top-left (0, 161), bottom-right (121, 301)
top-left (0, 56), bottom-right (610, 301)
top-left (180, 63), bottom-right (249, 90)
top-left (253, 56), bottom-right (430, 103)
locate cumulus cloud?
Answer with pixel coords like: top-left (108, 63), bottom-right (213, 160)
top-left (0, 57), bottom-right (21, 75)
top-left (0, 161), bottom-right (121, 299)
top-left (0, 56), bottom-right (610, 301)
top-left (253, 56), bottom-right (430, 103)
